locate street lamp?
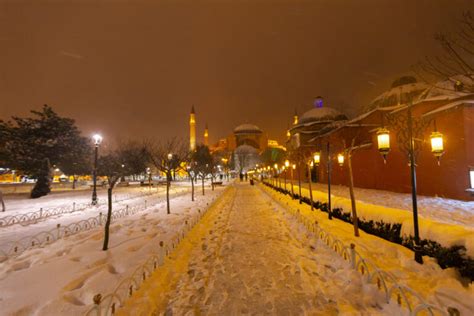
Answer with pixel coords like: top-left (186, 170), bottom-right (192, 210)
top-left (377, 128), bottom-right (391, 163)
top-left (91, 134), bottom-right (102, 205)
top-left (337, 153), bottom-right (345, 166)
top-left (430, 131), bottom-right (444, 165)
top-left (382, 100), bottom-right (446, 264)
top-left (307, 159), bottom-right (314, 210)
top-left (313, 151), bottom-right (321, 166)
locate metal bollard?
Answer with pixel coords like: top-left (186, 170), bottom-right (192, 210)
top-left (73, 202), bottom-right (75, 211)
top-left (56, 223), bottom-right (61, 239)
top-left (39, 208), bottom-right (43, 219)
top-left (99, 212), bottom-right (103, 225)
top-left (350, 243), bottom-right (356, 269)
top-left (145, 200), bottom-right (147, 209)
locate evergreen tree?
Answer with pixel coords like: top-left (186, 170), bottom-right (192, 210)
top-left (30, 158), bottom-right (51, 198)
top-left (0, 105), bottom-right (91, 197)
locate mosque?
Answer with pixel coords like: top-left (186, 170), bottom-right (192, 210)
top-left (188, 106), bottom-right (285, 172)
top-left (286, 76), bottom-right (474, 201)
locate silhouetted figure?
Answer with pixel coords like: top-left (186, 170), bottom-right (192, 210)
top-left (244, 173), bottom-right (248, 181)
top-left (239, 173), bottom-right (244, 181)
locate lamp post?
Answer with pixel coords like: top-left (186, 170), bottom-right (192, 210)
top-left (91, 134), bottom-right (102, 205)
top-left (380, 102), bottom-right (445, 264)
top-left (284, 160), bottom-right (289, 192)
top-left (326, 142), bottom-right (332, 220)
top-left (307, 160), bottom-right (314, 211)
top-left (291, 163), bottom-right (296, 198)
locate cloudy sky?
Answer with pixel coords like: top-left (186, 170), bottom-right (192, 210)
top-left (0, 0), bottom-right (472, 145)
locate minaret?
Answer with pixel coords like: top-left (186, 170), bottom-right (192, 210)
top-left (293, 108), bottom-right (298, 125)
top-left (204, 123), bottom-right (209, 146)
top-left (190, 106), bottom-right (196, 151)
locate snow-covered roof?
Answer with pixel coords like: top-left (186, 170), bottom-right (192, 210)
top-left (298, 107), bottom-right (347, 125)
top-left (422, 99), bottom-right (474, 117)
top-left (234, 123), bottom-right (262, 134)
top-left (365, 82), bottom-right (429, 112)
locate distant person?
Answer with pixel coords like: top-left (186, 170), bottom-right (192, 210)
top-left (239, 173), bottom-right (244, 181)
top-left (219, 174), bottom-right (223, 181)
top-left (244, 173), bottom-right (248, 181)
top-left (0, 190), bottom-right (5, 212)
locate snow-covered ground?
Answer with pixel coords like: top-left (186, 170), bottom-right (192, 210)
top-left (272, 180), bottom-right (474, 257)
top-left (294, 181), bottom-right (474, 227)
top-left (120, 183), bottom-right (401, 315)
top-left (0, 181), bottom-right (225, 315)
top-left (260, 183), bottom-right (474, 314)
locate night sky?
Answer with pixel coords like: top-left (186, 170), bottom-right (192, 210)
top-left (0, 0), bottom-right (472, 146)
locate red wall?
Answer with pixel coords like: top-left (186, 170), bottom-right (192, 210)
top-left (310, 103), bottom-right (474, 201)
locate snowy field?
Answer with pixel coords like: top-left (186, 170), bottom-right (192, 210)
top-left (260, 183), bottom-right (474, 315)
top-left (120, 183), bottom-right (401, 315)
top-left (0, 181), bottom-right (226, 315)
top-left (295, 181), bottom-right (474, 227)
top-left (271, 180), bottom-right (474, 258)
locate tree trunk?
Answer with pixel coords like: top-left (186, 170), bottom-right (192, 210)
top-left (297, 163), bottom-right (302, 204)
top-left (0, 191), bottom-right (5, 212)
top-left (72, 175), bottom-right (77, 190)
top-left (166, 173), bottom-right (170, 214)
top-left (307, 163), bottom-right (314, 211)
top-left (191, 175), bottom-right (195, 201)
top-left (102, 187), bottom-right (113, 250)
top-left (347, 151), bottom-right (360, 237)
top-left (201, 177), bottom-right (205, 195)
top-left (211, 173), bottom-right (214, 191)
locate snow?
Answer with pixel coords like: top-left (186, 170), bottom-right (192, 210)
top-left (259, 183), bottom-right (474, 314)
top-left (120, 182), bottom-right (399, 315)
top-left (276, 181), bottom-right (474, 257)
top-left (0, 181), bottom-right (225, 315)
top-left (233, 123), bottom-right (262, 133)
top-left (298, 107), bottom-right (346, 124)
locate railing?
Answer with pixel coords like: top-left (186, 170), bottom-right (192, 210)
top-left (267, 188), bottom-right (452, 316)
top-left (0, 188), bottom-right (192, 262)
top-left (0, 187), bottom-right (172, 228)
top-left (84, 199), bottom-right (217, 316)
top-left (0, 202), bottom-right (90, 228)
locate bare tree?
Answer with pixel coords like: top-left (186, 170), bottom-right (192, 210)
top-left (193, 145), bottom-right (213, 196)
top-left (145, 138), bottom-right (187, 213)
top-left (98, 141), bottom-right (147, 251)
top-left (413, 11), bottom-right (474, 92)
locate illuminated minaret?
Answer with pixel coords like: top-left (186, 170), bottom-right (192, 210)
top-left (293, 108), bottom-right (298, 125)
top-left (204, 123), bottom-right (209, 146)
top-left (190, 106), bottom-right (196, 151)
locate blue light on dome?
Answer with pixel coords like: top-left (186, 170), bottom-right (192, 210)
top-left (314, 96), bottom-right (323, 108)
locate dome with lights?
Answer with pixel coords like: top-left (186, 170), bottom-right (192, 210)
top-left (234, 123), bottom-right (263, 134)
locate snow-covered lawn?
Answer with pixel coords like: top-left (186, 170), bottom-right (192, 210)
top-left (120, 183), bottom-right (400, 315)
top-left (0, 182), bottom-right (226, 315)
top-left (272, 180), bottom-right (474, 258)
top-left (260, 183), bottom-right (474, 315)
top-left (294, 181), bottom-right (474, 227)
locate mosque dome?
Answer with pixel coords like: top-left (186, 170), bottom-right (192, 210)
top-left (298, 107), bottom-right (347, 125)
top-left (234, 123), bottom-right (263, 134)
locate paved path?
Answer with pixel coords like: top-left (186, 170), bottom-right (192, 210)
top-left (122, 183), bottom-right (386, 315)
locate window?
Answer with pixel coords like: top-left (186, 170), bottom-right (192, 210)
top-left (470, 169), bottom-right (474, 189)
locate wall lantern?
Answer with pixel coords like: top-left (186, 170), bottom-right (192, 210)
top-left (430, 131), bottom-right (444, 165)
top-left (337, 153), bottom-right (345, 166)
top-left (285, 160), bottom-right (290, 168)
top-left (292, 164), bottom-right (296, 170)
top-left (313, 151), bottom-right (321, 166)
top-left (376, 128), bottom-right (390, 163)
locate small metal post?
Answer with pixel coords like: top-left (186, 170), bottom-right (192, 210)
top-left (73, 202), bottom-right (75, 212)
top-left (39, 208), bottom-right (43, 218)
top-left (99, 212), bottom-right (102, 225)
top-left (56, 223), bottom-right (61, 239)
top-left (350, 243), bottom-right (356, 269)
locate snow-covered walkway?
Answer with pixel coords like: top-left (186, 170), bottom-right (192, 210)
top-left (121, 183), bottom-right (390, 315)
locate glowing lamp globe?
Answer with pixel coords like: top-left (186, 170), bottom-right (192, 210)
top-left (376, 128), bottom-right (390, 161)
top-left (292, 164), bottom-right (296, 170)
top-left (313, 152), bottom-right (321, 166)
top-left (284, 160), bottom-right (290, 168)
top-left (337, 153), bottom-right (344, 166)
top-left (92, 134), bottom-right (103, 145)
top-left (430, 131), bottom-right (444, 165)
